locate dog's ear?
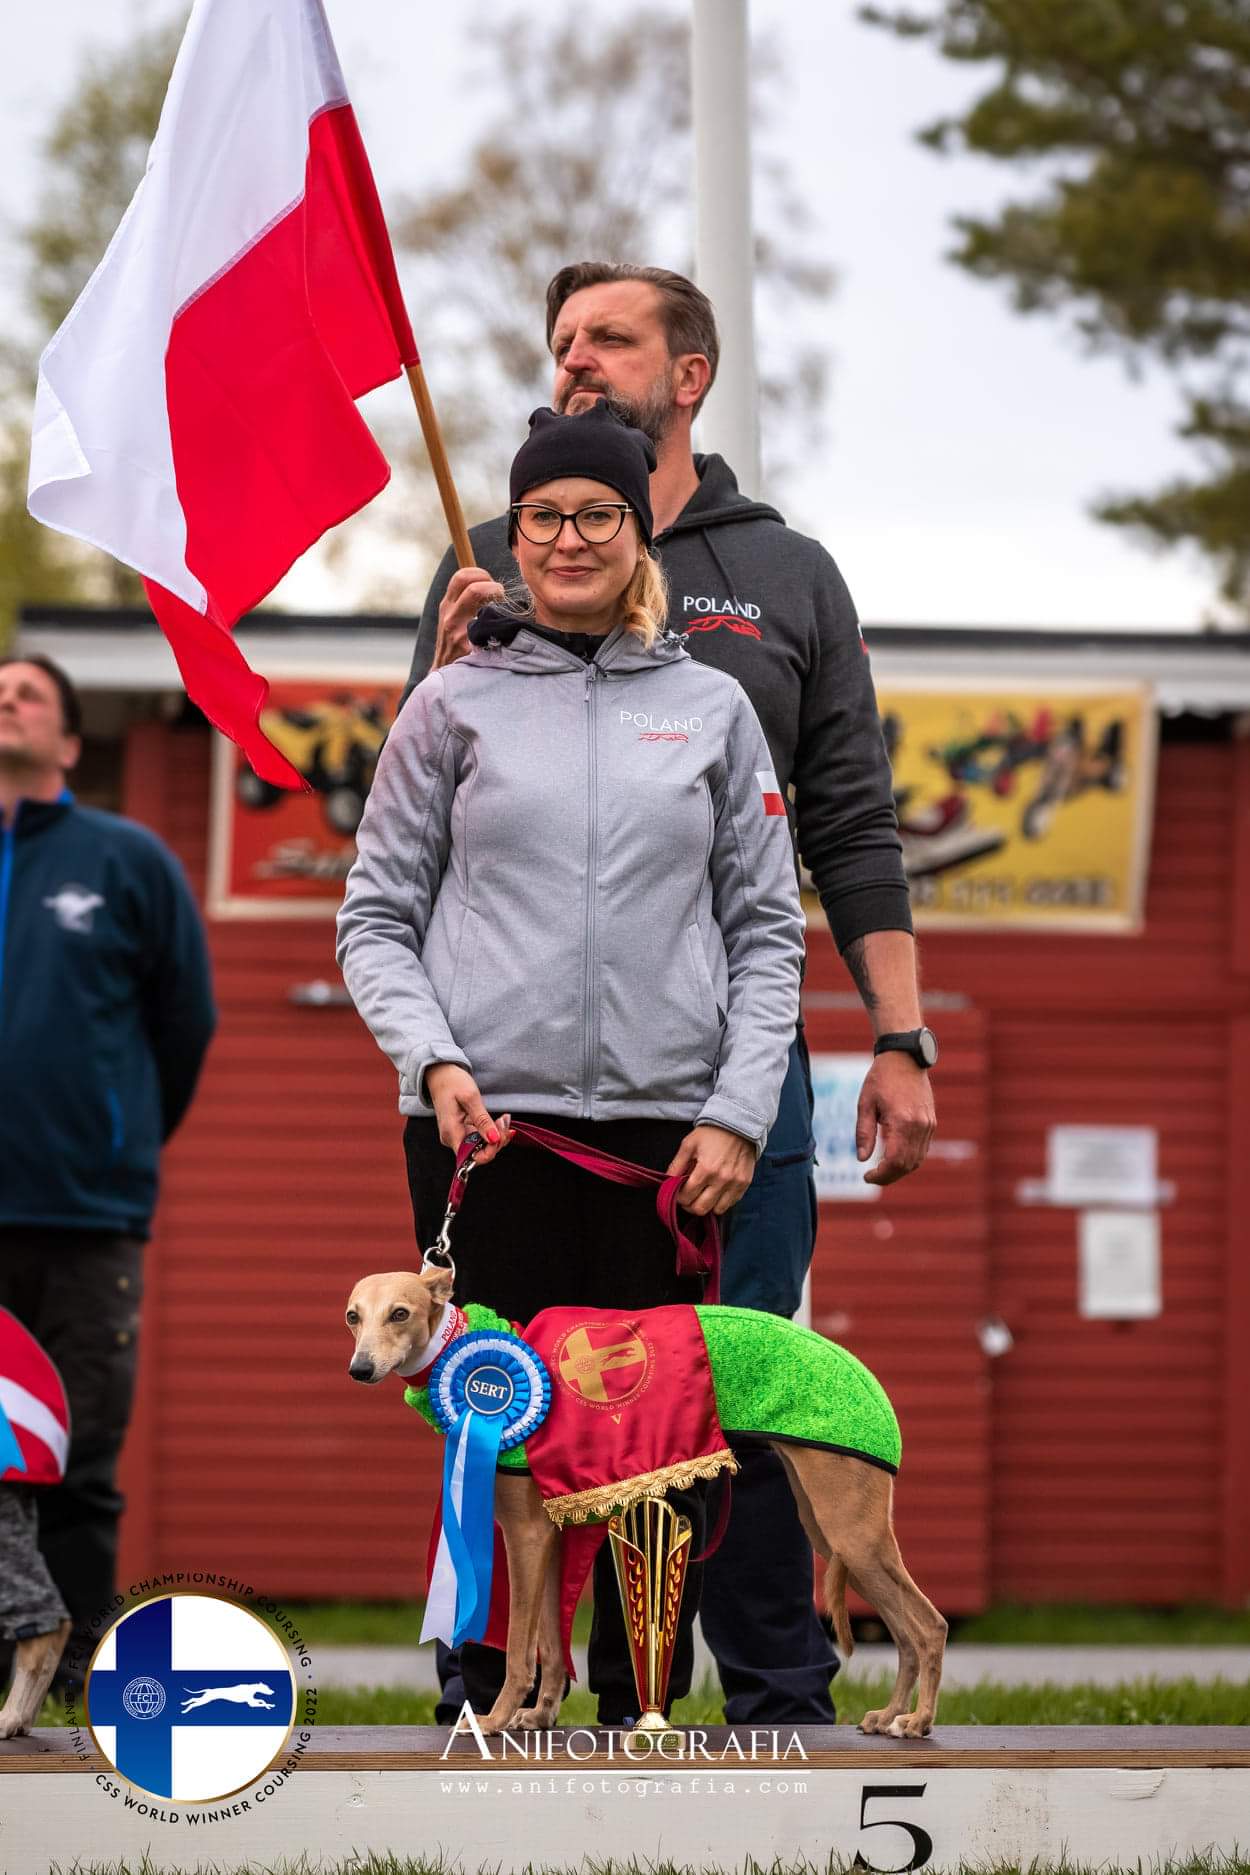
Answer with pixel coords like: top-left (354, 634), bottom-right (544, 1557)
top-left (421, 1264), bottom-right (455, 1308)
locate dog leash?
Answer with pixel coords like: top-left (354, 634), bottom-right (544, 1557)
top-left (424, 1121), bottom-right (721, 1302)
top-left (424, 1122), bottom-right (731, 1561)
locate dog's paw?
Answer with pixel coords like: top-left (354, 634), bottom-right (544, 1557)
top-left (857, 1708), bottom-right (890, 1734)
top-left (0, 1711), bottom-right (28, 1741)
top-left (886, 1712), bottom-right (932, 1739)
top-left (515, 1702), bottom-right (560, 1731)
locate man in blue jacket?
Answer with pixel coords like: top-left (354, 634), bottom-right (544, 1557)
top-left (0, 655), bottom-right (215, 1686)
top-left (403, 264), bottom-right (937, 1726)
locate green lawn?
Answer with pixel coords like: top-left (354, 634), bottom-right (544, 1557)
top-left (41, 1855), bottom-right (1250, 1875)
top-left (282, 1598), bottom-right (1250, 1649)
top-left (40, 1672), bottom-right (1250, 1729)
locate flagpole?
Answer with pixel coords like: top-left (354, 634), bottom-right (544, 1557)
top-left (405, 359), bottom-right (474, 568)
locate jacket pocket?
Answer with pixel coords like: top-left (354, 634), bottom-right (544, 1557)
top-left (446, 908), bottom-right (481, 1042)
top-left (686, 925), bottom-right (723, 1069)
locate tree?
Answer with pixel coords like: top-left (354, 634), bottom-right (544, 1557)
top-left (0, 17), bottom-right (183, 634)
top-left (861, 0), bottom-right (1250, 613)
top-left (4, 6), bottom-right (834, 622)
top-left (367, 7), bottom-right (834, 596)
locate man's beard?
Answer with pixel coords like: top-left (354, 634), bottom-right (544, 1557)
top-left (556, 375), bottom-right (673, 448)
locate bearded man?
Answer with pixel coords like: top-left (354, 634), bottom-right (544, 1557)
top-left (403, 263), bottom-right (936, 1725)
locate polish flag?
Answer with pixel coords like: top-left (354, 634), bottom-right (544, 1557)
top-left (756, 768), bottom-right (787, 817)
top-left (0, 1310), bottom-right (70, 1486)
top-left (28, 0), bottom-right (417, 788)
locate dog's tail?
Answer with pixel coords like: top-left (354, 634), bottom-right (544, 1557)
top-left (824, 1556), bottom-right (854, 1661)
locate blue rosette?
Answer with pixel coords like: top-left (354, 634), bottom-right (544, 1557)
top-left (423, 1332), bottom-right (550, 1646)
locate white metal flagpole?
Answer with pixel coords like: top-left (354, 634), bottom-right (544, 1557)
top-left (691, 0), bottom-right (762, 498)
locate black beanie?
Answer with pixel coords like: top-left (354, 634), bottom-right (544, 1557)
top-left (508, 401), bottom-right (656, 551)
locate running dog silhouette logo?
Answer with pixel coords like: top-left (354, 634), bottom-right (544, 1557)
top-left (85, 1594), bottom-right (295, 1801)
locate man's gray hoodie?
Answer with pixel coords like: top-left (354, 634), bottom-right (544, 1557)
top-left (337, 614), bottom-right (805, 1151)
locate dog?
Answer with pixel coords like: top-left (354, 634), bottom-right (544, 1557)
top-left (0, 1610), bottom-right (71, 1740)
top-left (181, 1682), bottom-right (276, 1713)
top-left (346, 1266), bottom-right (946, 1738)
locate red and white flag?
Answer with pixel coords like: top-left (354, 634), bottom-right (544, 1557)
top-left (756, 768), bottom-right (787, 817)
top-left (28, 0), bottom-right (417, 787)
top-left (0, 1309), bottom-right (70, 1486)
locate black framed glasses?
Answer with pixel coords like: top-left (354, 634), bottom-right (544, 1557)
top-left (511, 501), bottom-right (631, 546)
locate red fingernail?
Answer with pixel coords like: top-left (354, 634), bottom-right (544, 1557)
top-left (488, 1129), bottom-right (500, 1144)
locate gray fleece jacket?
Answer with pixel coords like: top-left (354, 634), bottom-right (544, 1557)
top-left (336, 617), bottom-right (805, 1150)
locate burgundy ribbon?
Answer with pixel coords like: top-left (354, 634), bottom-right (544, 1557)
top-left (451, 1120), bottom-right (721, 1302)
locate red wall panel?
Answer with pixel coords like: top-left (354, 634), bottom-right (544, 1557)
top-left (117, 729), bottom-right (1250, 1608)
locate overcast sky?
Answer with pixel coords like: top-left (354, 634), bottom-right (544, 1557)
top-left (5, 0), bottom-right (1222, 628)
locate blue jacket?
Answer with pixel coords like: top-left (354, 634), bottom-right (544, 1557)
top-left (0, 794), bottom-right (216, 1238)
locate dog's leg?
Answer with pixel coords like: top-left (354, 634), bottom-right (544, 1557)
top-left (479, 1473), bottom-right (554, 1735)
top-left (516, 1524), bottom-right (565, 1730)
top-left (0, 1620), bottom-right (71, 1739)
top-left (782, 1447), bottom-right (946, 1737)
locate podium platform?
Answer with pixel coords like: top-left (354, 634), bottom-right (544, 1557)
top-left (4, 1725), bottom-right (1248, 1872)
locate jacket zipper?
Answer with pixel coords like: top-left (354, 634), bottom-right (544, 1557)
top-left (582, 663), bottom-right (600, 1114)
top-left (0, 802), bottom-right (18, 1009)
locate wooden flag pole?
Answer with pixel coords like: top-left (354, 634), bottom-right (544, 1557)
top-left (404, 358), bottom-right (474, 568)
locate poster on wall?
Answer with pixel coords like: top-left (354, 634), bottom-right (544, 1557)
top-left (874, 685), bottom-right (1157, 932)
top-left (810, 1052), bottom-right (881, 1202)
top-left (208, 678), bottom-right (403, 917)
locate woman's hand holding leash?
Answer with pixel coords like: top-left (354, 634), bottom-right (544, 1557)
top-left (666, 1124), bottom-right (755, 1217)
top-left (425, 1064), bottom-right (512, 1165)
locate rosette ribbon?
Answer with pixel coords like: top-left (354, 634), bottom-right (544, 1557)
top-left (420, 1331), bottom-right (550, 1647)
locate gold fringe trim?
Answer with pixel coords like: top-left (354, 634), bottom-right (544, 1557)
top-left (541, 1449), bottom-right (739, 1526)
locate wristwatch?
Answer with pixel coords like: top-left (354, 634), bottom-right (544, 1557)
top-left (873, 1027), bottom-right (939, 1070)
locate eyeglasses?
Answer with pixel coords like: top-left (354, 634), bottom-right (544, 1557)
top-left (511, 502), bottom-right (632, 546)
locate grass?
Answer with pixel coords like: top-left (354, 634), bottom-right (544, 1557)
top-left (38, 1853), bottom-right (1250, 1874)
top-left (954, 1603), bottom-right (1250, 1646)
top-left (282, 1601), bottom-right (1250, 1650)
top-left (39, 1673), bottom-right (1250, 1731)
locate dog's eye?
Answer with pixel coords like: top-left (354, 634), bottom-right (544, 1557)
top-left (389, 1307), bottom-right (410, 1323)
top-left (345, 1310), bottom-right (359, 1326)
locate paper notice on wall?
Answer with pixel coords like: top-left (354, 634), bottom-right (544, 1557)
top-left (1047, 1125), bottom-right (1157, 1206)
top-left (1078, 1210), bottom-right (1162, 1319)
top-left (810, 1053), bottom-right (881, 1201)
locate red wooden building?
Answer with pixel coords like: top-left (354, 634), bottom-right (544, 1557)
top-left (15, 607), bottom-right (1250, 1614)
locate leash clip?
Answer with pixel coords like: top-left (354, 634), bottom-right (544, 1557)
top-left (423, 1131), bottom-right (486, 1270)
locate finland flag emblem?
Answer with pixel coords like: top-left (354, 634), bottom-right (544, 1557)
top-left (85, 1594), bottom-right (296, 1800)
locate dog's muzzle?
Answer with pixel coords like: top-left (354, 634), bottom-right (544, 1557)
top-left (348, 1354), bottom-right (377, 1383)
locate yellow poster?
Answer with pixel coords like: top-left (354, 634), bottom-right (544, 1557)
top-left (877, 686), bottom-right (1157, 932)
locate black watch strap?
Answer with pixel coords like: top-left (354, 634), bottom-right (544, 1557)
top-left (873, 1027), bottom-right (939, 1069)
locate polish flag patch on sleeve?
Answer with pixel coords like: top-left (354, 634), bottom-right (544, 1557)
top-left (756, 769), bottom-right (787, 817)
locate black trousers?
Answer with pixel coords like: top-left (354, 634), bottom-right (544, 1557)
top-left (0, 1229), bottom-right (144, 1676)
top-left (406, 1114), bottom-right (706, 1722)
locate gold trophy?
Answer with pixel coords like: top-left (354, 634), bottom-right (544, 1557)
top-left (608, 1495), bottom-right (692, 1747)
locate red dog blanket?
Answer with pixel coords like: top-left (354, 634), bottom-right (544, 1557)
top-left (521, 1304), bottom-right (736, 1522)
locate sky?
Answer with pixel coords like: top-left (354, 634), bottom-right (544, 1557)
top-left (3, 0), bottom-right (1224, 629)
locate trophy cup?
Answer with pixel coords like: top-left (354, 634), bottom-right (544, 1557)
top-left (608, 1495), bottom-right (692, 1747)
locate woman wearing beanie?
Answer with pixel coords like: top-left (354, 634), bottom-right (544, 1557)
top-left (337, 400), bottom-right (804, 1723)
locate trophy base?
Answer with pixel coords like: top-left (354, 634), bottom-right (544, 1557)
top-left (625, 1710), bottom-right (686, 1752)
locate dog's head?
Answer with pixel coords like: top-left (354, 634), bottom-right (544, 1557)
top-left (345, 1267), bottom-right (455, 1384)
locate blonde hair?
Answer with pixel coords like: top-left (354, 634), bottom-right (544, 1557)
top-left (499, 549), bottom-right (670, 649)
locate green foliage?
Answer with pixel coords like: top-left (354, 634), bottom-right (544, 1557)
top-left (860, 0), bottom-right (1250, 612)
top-left (24, 18), bottom-right (185, 336)
top-left (0, 19), bottom-right (183, 624)
top-left (377, 7), bottom-right (834, 590)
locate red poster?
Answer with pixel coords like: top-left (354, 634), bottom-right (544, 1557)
top-left (207, 678), bottom-right (402, 917)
